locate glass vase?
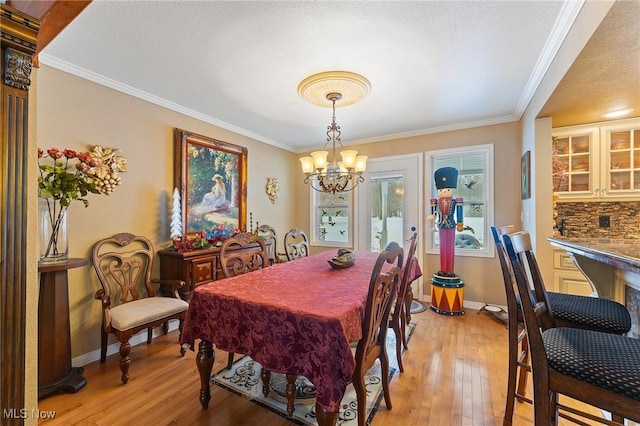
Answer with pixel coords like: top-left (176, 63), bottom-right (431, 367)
top-left (39, 198), bottom-right (69, 264)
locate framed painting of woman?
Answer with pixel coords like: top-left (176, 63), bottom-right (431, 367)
top-left (174, 128), bottom-right (247, 238)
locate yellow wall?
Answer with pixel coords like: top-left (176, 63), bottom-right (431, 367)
top-left (294, 122), bottom-right (524, 305)
top-left (36, 65), bottom-right (298, 358)
top-left (25, 68), bottom-right (40, 425)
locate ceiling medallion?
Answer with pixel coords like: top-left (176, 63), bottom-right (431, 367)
top-left (298, 71), bottom-right (370, 194)
top-left (297, 70), bottom-right (371, 108)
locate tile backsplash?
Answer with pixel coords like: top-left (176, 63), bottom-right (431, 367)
top-left (555, 201), bottom-right (640, 239)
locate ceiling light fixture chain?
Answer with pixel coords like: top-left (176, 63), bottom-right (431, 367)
top-left (326, 92), bottom-right (342, 145)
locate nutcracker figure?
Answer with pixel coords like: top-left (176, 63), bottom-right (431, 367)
top-left (428, 166), bottom-right (465, 315)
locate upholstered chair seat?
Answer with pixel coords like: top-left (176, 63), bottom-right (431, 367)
top-left (546, 292), bottom-right (631, 334)
top-left (543, 327), bottom-right (640, 401)
top-left (109, 297), bottom-right (189, 331)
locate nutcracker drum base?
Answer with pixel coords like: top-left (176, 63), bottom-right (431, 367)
top-left (430, 274), bottom-right (464, 315)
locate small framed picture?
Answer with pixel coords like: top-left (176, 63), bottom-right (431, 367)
top-left (521, 151), bottom-right (531, 200)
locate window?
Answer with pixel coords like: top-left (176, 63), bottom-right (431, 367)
top-left (311, 190), bottom-right (352, 247)
top-left (425, 144), bottom-right (494, 258)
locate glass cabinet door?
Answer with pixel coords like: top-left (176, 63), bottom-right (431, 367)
top-left (605, 127), bottom-right (640, 193)
top-left (553, 127), bottom-right (597, 195)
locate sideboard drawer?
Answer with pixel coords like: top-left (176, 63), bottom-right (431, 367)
top-left (190, 257), bottom-right (217, 287)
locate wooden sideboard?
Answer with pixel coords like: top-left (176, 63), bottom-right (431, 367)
top-left (158, 240), bottom-right (272, 300)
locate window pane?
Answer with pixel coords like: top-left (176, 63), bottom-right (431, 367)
top-left (312, 191), bottom-right (350, 245)
top-left (370, 177), bottom-right (404, 251)
top-left (426, 144), bottom-right (494, 258)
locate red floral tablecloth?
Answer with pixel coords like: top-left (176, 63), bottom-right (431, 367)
top-left (181, 249), bottom-right (421, 412)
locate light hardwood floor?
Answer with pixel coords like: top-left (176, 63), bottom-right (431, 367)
top-left (38, 307), bottom-right (603, 425)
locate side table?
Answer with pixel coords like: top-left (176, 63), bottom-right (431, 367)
top-left (38, 258), bottom-right (88, 399)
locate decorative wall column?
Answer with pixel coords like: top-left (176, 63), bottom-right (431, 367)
top-left (1, 4), bottom-right (39, 423)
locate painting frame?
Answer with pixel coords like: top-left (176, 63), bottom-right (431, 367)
top-left (521, 150), bottom-right (531, 200)
top-left (174, 128), bottom-right (247, 238)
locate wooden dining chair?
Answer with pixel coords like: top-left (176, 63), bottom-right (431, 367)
top-left (353, 241), bottom-right (403, 426)
top-left (271, 242), bottom-right (404, 423)
top-left (255, 224), bottom-right (280, 265)
top-left (491, 226), bottom-right (632, 425)
top-left (219, 232), bottom-right (269, 369)
top-left (502, 230), bottom-right (640, 425)
top-left (283, 228), bottom-right (310, 261)
top-left (219, 232), bottom-right (269, 278)
top-left (388, 230), bottom-right (418, 373)
top-left (91, 233), bottom-right (189, 384)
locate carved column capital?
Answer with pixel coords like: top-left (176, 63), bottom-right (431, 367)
top-left (4, 48), bottom-right (33, 90)
top-left (1, 3), bottom-right (40, 90)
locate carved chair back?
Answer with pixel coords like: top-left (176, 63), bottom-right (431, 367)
top-left (219, 232), bottom-right (269, 278)
top-left (92, 232), bottom-right (156, 305)
top-left (283, 228), bottom-right (310, 261)
top-left (256, 224), bottom-right (279, 265)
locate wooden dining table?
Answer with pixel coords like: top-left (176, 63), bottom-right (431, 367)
top-left (180, 248), bottom-right (422, 426)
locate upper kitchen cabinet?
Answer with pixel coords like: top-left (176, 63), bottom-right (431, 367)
top-left (553, 117), bottom-right (640, 201)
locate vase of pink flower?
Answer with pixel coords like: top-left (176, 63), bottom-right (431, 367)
top-left (37, 146), bottom-right (127, 263)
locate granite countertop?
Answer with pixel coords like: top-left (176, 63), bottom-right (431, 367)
top-left (548, 237), bottom-right (640, 274)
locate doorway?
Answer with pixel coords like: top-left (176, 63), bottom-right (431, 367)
top-left (356, 153), bottom-right (424, 299)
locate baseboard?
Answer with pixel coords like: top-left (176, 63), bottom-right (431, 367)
top-left (420, 296), bottom-right (506, 312)
top-left (72, 319), bottom-right (182, 367)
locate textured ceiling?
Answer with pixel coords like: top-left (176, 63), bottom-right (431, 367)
top-left (539, 0), bottom-right (640, 127)
top-left (37, 1), bottom-right (633, 152)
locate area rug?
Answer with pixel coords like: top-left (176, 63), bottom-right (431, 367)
top-left (410, 300), bottom-right (427, 314)
top-left (212, 323), bottom-right (416, 425)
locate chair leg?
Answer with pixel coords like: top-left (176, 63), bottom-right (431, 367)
top-left (227, 352), bottom-right (235, 370)
top-left (503, 318), bottom-right (518, 425)
top-left (119, 339), bottom-right (132, 384)
top-left (179, 319), bottom-right (186, 356)
top-left (162, 320), bottom-right (169, 335)
top-left (147, 327), bottom-right (153, 344)
top-left (400, 306), bottom-right (409, 350)
top-left (393, 318), bottom-right (404, 373)
top-left (516, 331), bottom-right (529, 399)
top-left (352, 369), bottom-right (367, 426)
top-left (405, 291), bottom-right (413, 325)
top-left (379, 350), bottom-right (392, 411)
top-left (550, 390), bottom-right (559, 426)
top-left (261, 369), bottom-right (271, 397)
top-left (100, 327), bottom-right (108, 363)
top-left (532, 374), bottom-right (551, 426)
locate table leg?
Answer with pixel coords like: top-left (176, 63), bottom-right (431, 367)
top-left (285, 374), bottom-right (297, 417)
top-left (315, 403), bottom-right (338, 426)
top-left (196, 339), bottom-right (215, 409)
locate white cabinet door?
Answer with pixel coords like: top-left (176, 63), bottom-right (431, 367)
top-left (600, 118), bottom-right (640, 199)
top-left (553, 125), bottom-right (599, 200)
top-left (554, 117), bottom-right (640, 201)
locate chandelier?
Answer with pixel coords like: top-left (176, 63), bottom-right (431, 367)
top-left (298, 71), bottom-right (370, 194)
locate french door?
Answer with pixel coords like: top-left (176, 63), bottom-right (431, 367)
top-left (356, 153), bottom-right (424, 299)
